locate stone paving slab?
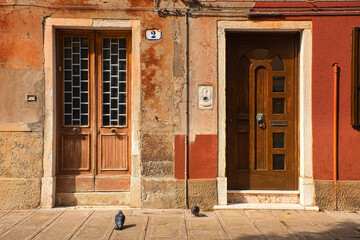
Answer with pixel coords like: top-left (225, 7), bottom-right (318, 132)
top-left (188, 229), bottom-right (227, 240)
top-left (187, 220), bottom-right (222, 230)
top-left (1, 210), bottom-right (63, 240)
top-left (119, 215), bottom-right (148, 227)
top-left (33, 210), bottom-right (93, 240)
top-left (71, 210), bottom-right (116, 240)
top-left (325, 211), bottom-right (360, 231)
top-left (110, 230), bottom-right (145, 240)
top-left (147, 222), bottom-right (186, 238)
top-left (0, 209), bottom-right (360, 239)
top-left (217, 217), bottom-right (255, 229)
top-left (272, 211), bottom-right (327, 236)
top-left (298, 211), bottom-right (360, 239)
top-left (0, 211), bottom-right (35, 235)
top-left (0, 212), bottom-right (9, 220)
top-left (185, 211), bottom-right (217, 221)
top-left (148, 215), bottom-right (184, 224)
top-left (133, 209), bottom-right (184, 217)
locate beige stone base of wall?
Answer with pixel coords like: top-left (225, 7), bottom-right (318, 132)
top-left (54, 179), bottom-right (217, 208)
top-left (141, 178), bottom-right (217, 209)
top-left (0, 179), bottom-right (41, 209)
top-left (315, 180), bottom-right (360, 211)
top-left (0, 132), bottom-right (43, 209)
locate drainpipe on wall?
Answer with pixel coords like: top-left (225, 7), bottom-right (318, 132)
top-left (333, 63), bottom-right (339, 210)
top-left (154, 0), bottom-right (190, 208)
top-left (184, 10), bottom-right (190, 209)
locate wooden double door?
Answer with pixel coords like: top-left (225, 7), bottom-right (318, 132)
top-left (226, 33), bottom-right (298, 190)
top-left (56, 30), bottom-right (131, 193)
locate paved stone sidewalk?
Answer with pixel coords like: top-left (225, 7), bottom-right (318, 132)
top-left (0, 208), bottom-right (359, 239)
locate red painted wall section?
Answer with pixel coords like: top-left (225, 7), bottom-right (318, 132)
top-left (270, 15), bottom-right (360, 180)
top-left (253, 2), bottom-right (360, 9)
top-left (311, 17), bottom-right (360, 180)
top-left (175, 135), bottom-right (186, 179)
top-left (175, 134), bottom-right (218, 179)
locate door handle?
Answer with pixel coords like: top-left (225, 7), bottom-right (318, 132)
top-left (256, 113), bottom-right (266, 129)
top-left (73, 127), bottom-right (80, 133)
top-left (110, 128), bottom-right (117, 134)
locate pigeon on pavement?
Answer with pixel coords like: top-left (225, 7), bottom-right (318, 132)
top-left (191, 204), bottom-right (200, 217)
top-left (115, 210), bottom-right (126, 230)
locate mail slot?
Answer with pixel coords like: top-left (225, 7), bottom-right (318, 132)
top-left (271, 120), bottom-right (288, 126)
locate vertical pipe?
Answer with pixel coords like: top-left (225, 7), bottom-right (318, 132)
top-left (333, 63), bottom-right (339, 210)
top-left (184, 10), bottom-right (189, 209)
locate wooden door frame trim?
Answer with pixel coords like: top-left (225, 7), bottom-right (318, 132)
top-left (42, 18), bottom-right (142, 208)
top-left (217, 21), bottom-right (315, 207)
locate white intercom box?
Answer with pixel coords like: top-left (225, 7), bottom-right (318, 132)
top-left (198, 85), bottom-right (213, 110)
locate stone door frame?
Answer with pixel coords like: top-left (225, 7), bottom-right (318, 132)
top-left (42, 18), bottom-right (142, 208)
top-left (217, 20), bottom-right (315, 207)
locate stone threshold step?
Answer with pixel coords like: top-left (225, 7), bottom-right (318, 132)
top-left (56, 192), bottom-right (130, 206)
top-left (214, 203), bottom-right (319, 211)
top-left (228, 190), bottom-right (300, 204)
top-left (53, 205), bottom-right (132, 210)
top-left (228, 190), bottom-right (300, 194)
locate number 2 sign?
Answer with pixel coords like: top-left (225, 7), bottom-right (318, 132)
top-left (145, 29), bottom-right (162, 40)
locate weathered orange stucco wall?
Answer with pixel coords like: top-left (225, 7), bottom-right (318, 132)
top-left (0, 5), bottom-right (46, 209)
top-left (0, 0), bottom-right (222, 208)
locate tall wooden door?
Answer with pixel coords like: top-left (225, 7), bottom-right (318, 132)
top-left (226, 33), bottom-right (298, 190)
top-left (56, 30), bottom-right (131, 193)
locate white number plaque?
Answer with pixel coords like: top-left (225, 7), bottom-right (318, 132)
top-left (145, 29), bottom-right (162, 40)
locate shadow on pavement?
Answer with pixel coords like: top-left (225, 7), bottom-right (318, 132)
top-left (115, 224), bottom-right (136, 230)
top-left (229, 221), bottom-right (360, 240)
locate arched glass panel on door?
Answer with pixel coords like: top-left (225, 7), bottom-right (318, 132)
top-left (246, 48), bottom-right (284, 71)
top-left (270, 55), bottom-right (284, 71)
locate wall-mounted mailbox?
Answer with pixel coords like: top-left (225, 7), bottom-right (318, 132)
top-left (198, 85), bottom-right (213, 110)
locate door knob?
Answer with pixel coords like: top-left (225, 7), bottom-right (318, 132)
top-left (73, 127), bottom-right (80, 133)
top-left (256, 113), bottom-right (266, 129)
top-left (111, 128), bottom-right (117, 134)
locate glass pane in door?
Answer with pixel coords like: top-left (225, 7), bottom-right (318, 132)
top-left (102, 38), bottom-right (127, 126)
top-left (63, 36), bottom-right (89, 126)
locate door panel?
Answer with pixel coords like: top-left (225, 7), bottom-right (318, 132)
top-left (56, 30), bottom-right (131, 193)
top-left (226, 33), bottom-right (298, 190)
top-left (254, 66), bottom-right (267, 170)
top-left (100, 134), bottom-right (128, 171)
top-left (62, 133), bottom-right (90, 171)
top-left (56, 176), bottom-right (94, 193)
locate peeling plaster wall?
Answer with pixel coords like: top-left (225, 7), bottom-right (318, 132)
top-left (0, 6), bottom-right (45, 209)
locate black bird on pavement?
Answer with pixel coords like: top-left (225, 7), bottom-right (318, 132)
top-left (191, 204), bottom-right (200, 217)
top-left (114, 210), bottom-right (126, 230)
